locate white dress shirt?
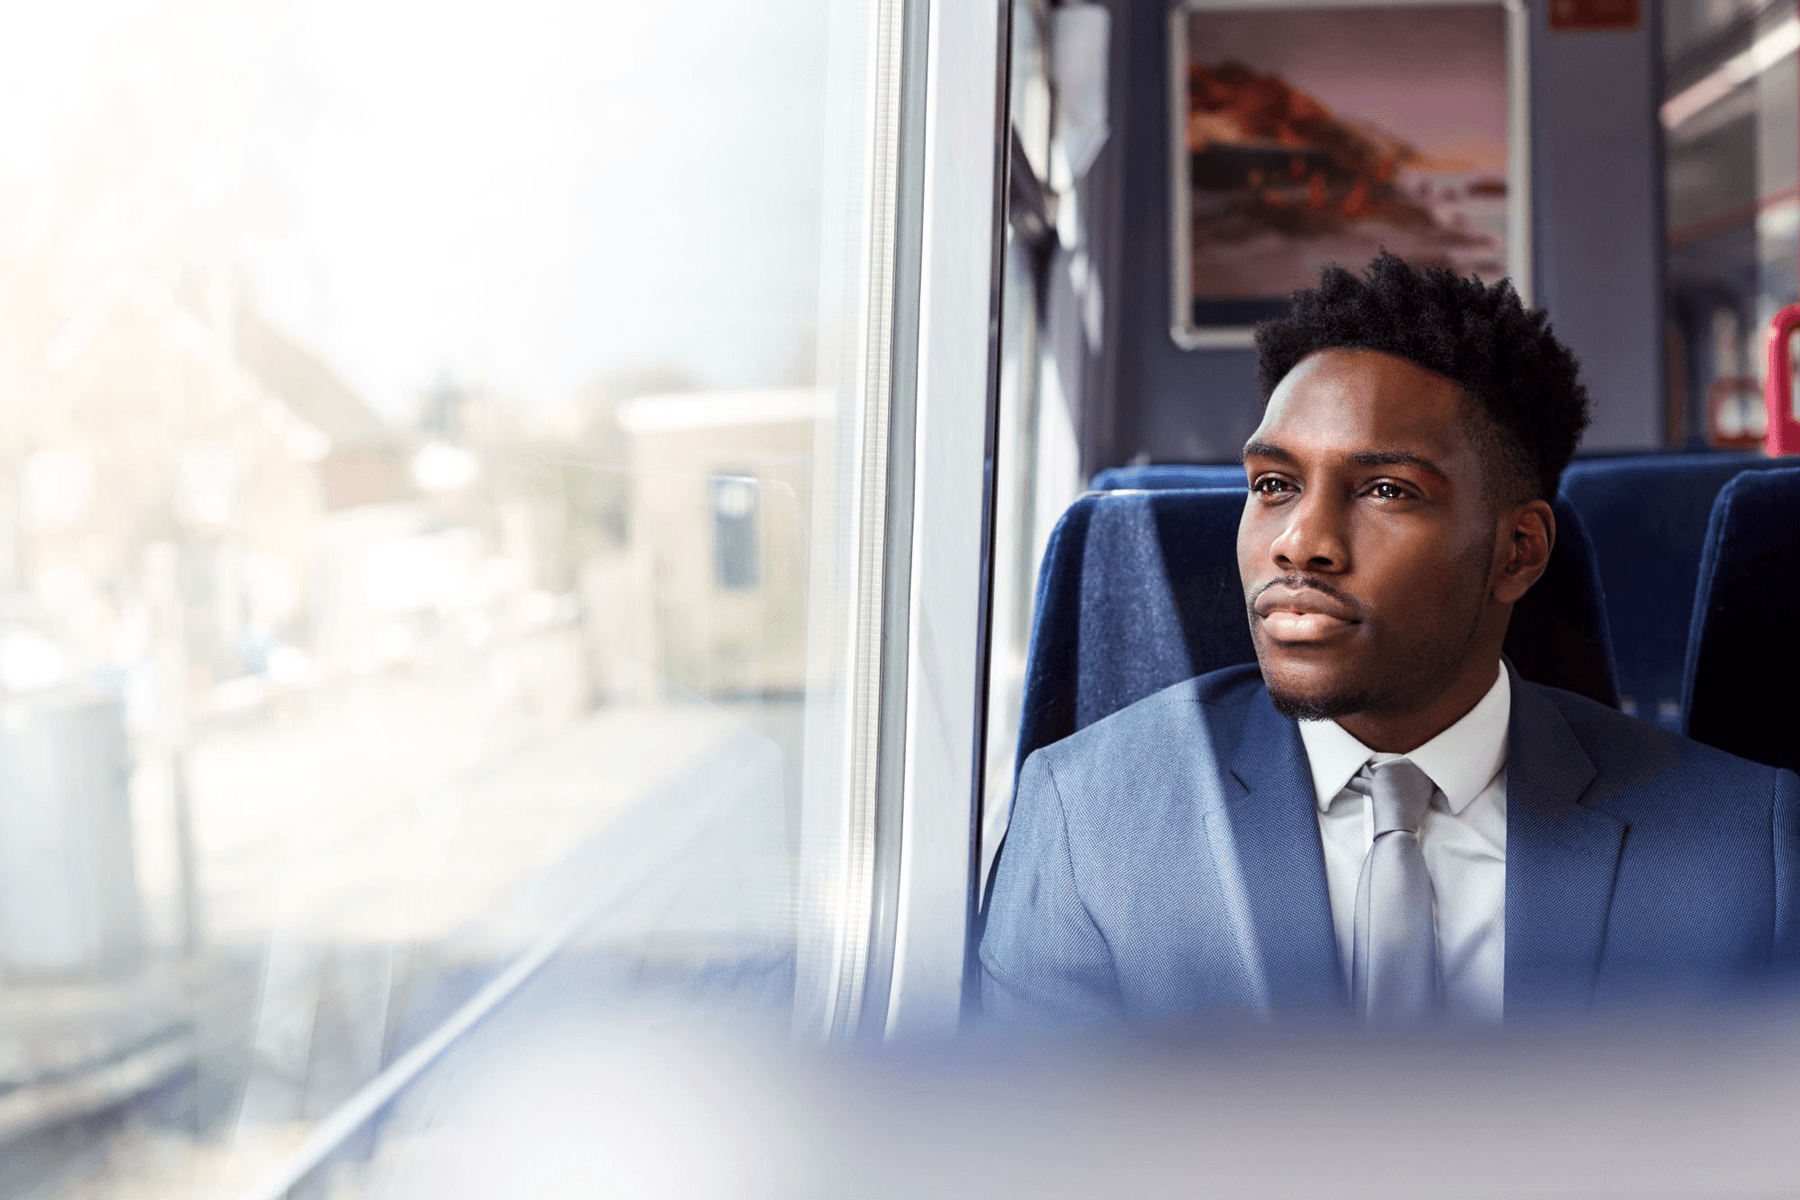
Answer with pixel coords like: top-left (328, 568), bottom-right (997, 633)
top-left (1297, 665), bottom-right (1509, 1022)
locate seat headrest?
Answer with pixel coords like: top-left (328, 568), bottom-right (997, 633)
top-left (1560, 452), bottom-right (1777, 730)
top-left (1682, 465), bottom-right (1800, 772)
top-left (1090, 463), bottom-right (1246, 492)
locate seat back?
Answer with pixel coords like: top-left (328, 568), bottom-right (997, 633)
top-left (1090, 463), bottom-right (1246, 491)
top-left (1682, 465), bottom-right (1800, 773)
top-left (1016, 487), bottom-right (1619, 772)
top-left (1016, 489), bottom-right (1249, 775)
top-left (1560, 452), bottom-right (1774, 730)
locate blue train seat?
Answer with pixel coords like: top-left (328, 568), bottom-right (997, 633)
top-left (1681, 465), bottom-right (1800, 774)
top-left (1559, 452), bottom-right (1775, 730)
top-left (1015, 487), bottom-right (1619, 774)
top-left (1016, 488), bottom-right (1249, 775)
top-left (1089, 463), bottom-right (1246, 491)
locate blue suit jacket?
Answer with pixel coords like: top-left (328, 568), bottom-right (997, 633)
top-left (980, 663), bottom-right (1800, 1025)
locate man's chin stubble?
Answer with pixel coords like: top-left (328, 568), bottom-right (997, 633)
top-left (1265, 684), bottom-right (1382, 722)
top-left (1254, 638), bottom-right (1387, 721)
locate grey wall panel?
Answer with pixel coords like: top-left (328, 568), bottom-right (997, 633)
top-left (1529, 4), bottom-right (1664, 450)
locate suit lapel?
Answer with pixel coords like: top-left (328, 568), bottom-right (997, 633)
top-left (1224, 687), bottom-right (1344, 1016)
top-left (1504, 667), bottom-right (1628, 1018)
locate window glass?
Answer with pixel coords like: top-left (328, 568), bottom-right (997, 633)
top-left (981, 0), bottom-right (1091, 885)
top-left (1012, 0), bottom-right (1055, 182)
top-left (981, 251), bottom-right (1084, 881)
top-left (710, 473), bottom-right (763, 593)
top-left (981, 232), bottom-right (1042, 883)
top-left (0, 1), bottom-right (902, 1194)
top-left (1663, 0), bottom-right (1796, 446)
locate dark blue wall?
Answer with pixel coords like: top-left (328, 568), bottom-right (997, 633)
top-left (1109, 0), bottom-right (1664, 465)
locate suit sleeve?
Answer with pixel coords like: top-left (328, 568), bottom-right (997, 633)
top-left (1774, 767), bottom-right (1800, 973)
top-left (977, 749), bottom-right (1122, 1028)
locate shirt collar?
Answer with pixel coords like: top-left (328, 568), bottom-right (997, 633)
top-left (1295, 663), bottom-right (1510, 816)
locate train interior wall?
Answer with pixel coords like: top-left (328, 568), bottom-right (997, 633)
top-left (1079, 0), bottom-right (1667, 471)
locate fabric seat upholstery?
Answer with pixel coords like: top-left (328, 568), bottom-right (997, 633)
top-left (1560, 452), bottom-right (1777, 730)
top-left (1016, 486), bottom-right (1619, 773)
top-left (1089, 463), bottom-right (1246, 491)
top-left (1682, 465), bottom-right (1800, 774)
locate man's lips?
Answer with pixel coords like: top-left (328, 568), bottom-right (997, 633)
top-left (1253, 585), bottom-right (1359, 622)
top-left (1252, 585), bottom-right (1361, 643)
top-left (1260, 611), bottom-right (1355, 641)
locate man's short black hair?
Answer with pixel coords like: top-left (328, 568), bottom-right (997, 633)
top-left (1253, 252), bottom-right (1590, 503)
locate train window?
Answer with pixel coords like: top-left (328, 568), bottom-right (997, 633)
top-left (981, 1), bottom-right (1115, 882)
top-left (982, 231), bottom-right (1045, 884)
top-left (0, 0), bottom-right (995, 1193)
top-left (1013, 0), bottom-right (1056, 184)
top-left (1663, 0), bottom-right (1798, 446)
top-left (708, 473), bottom-right (761, 592)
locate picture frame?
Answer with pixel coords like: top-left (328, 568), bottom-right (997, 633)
top-left (1169, 0), bottom-right (1531, 350)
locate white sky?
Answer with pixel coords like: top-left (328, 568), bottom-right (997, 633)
top-left (0, 0), bottom-right (833, 417)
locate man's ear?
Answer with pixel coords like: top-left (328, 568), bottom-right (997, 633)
top-left (1493, 499), bottom-right (1554, 604)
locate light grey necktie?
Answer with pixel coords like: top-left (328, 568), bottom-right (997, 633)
top-left (1351, 758), bottom-right (1441, 1021)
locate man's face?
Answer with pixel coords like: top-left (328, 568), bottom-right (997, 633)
top-left (1237, 347), bottom-right (1503, 722)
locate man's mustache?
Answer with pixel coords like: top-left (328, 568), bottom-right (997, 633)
top-left (1246, 574), bottom-right (1369, 620)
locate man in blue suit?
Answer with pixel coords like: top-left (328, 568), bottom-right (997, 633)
top-left (980, 255), bottom-right (1800, 1026)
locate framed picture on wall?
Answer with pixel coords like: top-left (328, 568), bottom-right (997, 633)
top-left (1170, 0), bottom-right (1531, 349)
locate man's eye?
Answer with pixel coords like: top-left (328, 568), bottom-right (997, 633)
top-left (1368, 481), bottom-right (1412, 500)
top-left (1252, 476), bottom-right (1294, 495)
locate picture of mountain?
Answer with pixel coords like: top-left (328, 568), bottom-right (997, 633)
top-left (1177, 4), bottom-right (1512, 308)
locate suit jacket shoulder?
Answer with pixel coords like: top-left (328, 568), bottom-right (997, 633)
top-left (1517, 677), bottom-right (1794, 851)
top-left (1030, 664), bottom-right (1264, 791)
top-left (1533, 680), bottom-right (1785, 794)
top-left (979, 665), bottom-right (1314, 1026)
top-left (1022, 665), bottom-right (1270, 885)
top-left (1504, 674), bottom-right (1800, 1013)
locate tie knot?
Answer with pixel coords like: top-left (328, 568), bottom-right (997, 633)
top-left (1366, 758), bottom-right (1434, 835)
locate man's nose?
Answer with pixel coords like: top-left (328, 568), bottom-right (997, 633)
top-left (1270, 492), bottom-right (1349, 572)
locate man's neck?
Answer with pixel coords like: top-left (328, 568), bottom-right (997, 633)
top-left (1332, 657), bottom-right (1506, 754)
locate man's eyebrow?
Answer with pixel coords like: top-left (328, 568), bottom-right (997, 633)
top-left (1239, 440), bottom-right (1292, 464)
top-left (1239, 442), bottom-right (1452, 482)
top-left (1348, 449), bottom-right (1449, 481)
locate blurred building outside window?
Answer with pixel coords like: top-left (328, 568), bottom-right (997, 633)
top-left (0, 2), bottom-right (906, 1196)
top-left (710, 471), bottom-right (763, 593)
